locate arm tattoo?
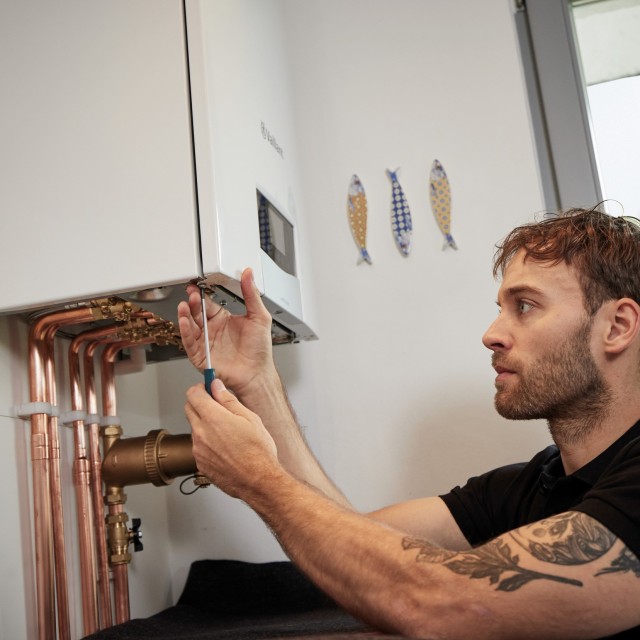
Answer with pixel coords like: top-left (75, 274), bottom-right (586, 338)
top-left (402, 536), bottom-right (582, 592)
top-left (510, 511), bottom-right (616, 565)
top-left (401, 512), bottom-right (613, 592)
top-left (402, 512), bottom-right (639, 592)
top-left (596, 546), bottom-right (640, 578)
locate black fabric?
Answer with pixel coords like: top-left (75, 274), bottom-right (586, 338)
top-left (440, 419), bottom-right (640, 639)
top-left (83, 560), bottom-right (369, 640)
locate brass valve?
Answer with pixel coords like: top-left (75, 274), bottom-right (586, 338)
top-left (106, 512), bottom-right (131, 565)
top-left (106, 513), bottom-right (143, 566)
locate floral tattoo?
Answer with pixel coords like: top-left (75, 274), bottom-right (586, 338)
top-left (402, 511), bottom-right (638, 592)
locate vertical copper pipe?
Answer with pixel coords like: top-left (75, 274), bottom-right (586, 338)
top-left (69, 332), bottom-right (104, 636)
top-left (99, 336), bottom-right (157, 625)
top-left (29, 307), bottom-right (99, 640)
top-left (28, 326), bottom-right (55, 640)
top-left (111, 537), bottom-right (130, 625)
top-left (100, 343), bottom-right (129, 624)
top-left (44, 326), bottom-right (71, 640)
top-left (84, 337), bottom-right (114, 630)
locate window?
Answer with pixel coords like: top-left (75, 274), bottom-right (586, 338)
top-left (514, 0), bottom-right (640, 215)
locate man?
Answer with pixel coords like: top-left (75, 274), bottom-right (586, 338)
top-left (177, 208), bottom-right (640, 639)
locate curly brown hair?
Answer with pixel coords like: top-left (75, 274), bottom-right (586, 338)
top-left (493, 206), bottom-right (640, 315)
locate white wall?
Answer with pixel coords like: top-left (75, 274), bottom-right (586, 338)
top-left (160, 0), bottom-right (550, 599)
top-left (0, 1), bottom-right (552, 637)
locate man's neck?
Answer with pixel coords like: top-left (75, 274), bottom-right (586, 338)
top-left (552, 409), bottom-right (640, 474)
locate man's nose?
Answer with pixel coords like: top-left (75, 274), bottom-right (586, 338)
top-left (482, 315), bottom-right (511, 352)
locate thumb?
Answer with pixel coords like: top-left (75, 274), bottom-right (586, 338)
top-left (210, 378), bottom-right (255, 419)
top-left (240, 268), bottom-right (269, 321)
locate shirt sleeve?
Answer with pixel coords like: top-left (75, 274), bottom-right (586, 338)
top-left (439, 462), bottom-right (528, 546)
top-left (439, 446), bottom-right (558, 547)
top-left (572, 439), bottom-right (640, 561)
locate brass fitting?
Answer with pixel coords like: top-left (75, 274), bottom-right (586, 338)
top-left (90, 297), bottom-right (140, 322)
top-left (106, 512), bottom-right (131, 565)
top-left (101, 424), bottom-right (123, 457)
top-left (102, 429), bottom-right (197, 488)
top-left (148, 321), bottom-right (182, 348)
top-left (104, 486), bottom-right (127, 506)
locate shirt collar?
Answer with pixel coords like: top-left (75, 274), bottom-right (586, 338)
top-left (539, 419), bottom-right (640, 489)
top-left (572, 419), bottom-right (640, 485)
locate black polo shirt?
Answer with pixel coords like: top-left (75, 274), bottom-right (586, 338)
top-left (440, 420), bottom-right (640, 639)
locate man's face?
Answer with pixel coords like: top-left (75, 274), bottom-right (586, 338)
top-left (482, 250), bottom-right (610, 425)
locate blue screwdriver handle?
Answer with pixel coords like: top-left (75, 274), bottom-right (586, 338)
top-left (199, 285), bottom-right (216, 397)
top-left (204, 367), bottom-right (215, 397)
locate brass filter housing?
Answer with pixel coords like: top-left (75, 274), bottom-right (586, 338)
top-left (102, 430), bottom-right (196, 488)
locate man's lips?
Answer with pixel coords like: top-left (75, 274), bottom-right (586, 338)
top-left (492, 359), bottom-right (517, 383)
top-left (495, 369), bottom-right (515, 383)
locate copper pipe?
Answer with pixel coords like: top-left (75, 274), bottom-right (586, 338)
top-left (29, 306), bottom-right (99, 640)
top-left (69, 330), bottom-right (115, 636)
top-left (27, 300), bottom-right (139, 639)
top-left (28, 325), bottom-right (55, 640)
top-left (81, 317), bottom-right (152, 629)
top-left (112, 544), bottom-right (129, 625)
top-left (100, 339), bottom-right (154, 625)
top-left (44, 326), bottom-right (71, 640)
top-left (84, 336), bottom-right (115, 630)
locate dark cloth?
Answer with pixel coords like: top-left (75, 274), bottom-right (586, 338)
top-left (83, 560), bottom-right (369, 640)
top-left (440, 419), bottom-right (640, 639)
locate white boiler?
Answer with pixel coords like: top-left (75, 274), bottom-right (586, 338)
top-left (0, 0), bottom-right (316, 344)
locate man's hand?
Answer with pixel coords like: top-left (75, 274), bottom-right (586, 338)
top-left (177, 268), bottom-right (275, 397)
top-left (184, 379), bottom-right (279, 498)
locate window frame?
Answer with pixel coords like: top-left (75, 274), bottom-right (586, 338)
top-left (513, 0), bottom-right (603, 210)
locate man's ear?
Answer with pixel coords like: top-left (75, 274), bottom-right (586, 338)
top-left (602, 298), bottom-right (640, 355)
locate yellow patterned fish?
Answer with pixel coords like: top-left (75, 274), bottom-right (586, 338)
top-left (347, 174), bottom-right (372, 264)
top-left (429, 159), bottom-right (458, 250)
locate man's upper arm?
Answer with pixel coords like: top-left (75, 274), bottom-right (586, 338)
top-left (368, 496), bottom-right (471, 550)
top-left (400, 510), bottom-right (640, 639)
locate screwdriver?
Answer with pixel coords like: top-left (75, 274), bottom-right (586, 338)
top-left (199, 285), bottom-right (215, 396)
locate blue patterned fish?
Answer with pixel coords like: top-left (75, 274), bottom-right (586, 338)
top-left (347, 174), bottom-right (372, 265)
top-left (386, 168), bottom-right (412, 256)
top-left (429, 159), bottom-right (458, 250)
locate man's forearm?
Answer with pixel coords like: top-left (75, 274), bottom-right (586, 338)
top-left (240, 463), bottom-right (426, 636)
top-left (236, 368), bottom-right (351, 508)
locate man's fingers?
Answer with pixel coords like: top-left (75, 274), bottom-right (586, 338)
top-left (240, 268), bottom-right (270, 321)
top-left (186, 381), bottom-right (255, 422)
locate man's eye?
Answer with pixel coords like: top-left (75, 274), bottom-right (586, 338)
top-left (519, 301), bottom-right (533, 314)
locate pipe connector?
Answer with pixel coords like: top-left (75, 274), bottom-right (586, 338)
top-left (91, 298), bottom-right (140, 323)
top-left (102, 424), bottom-right (123, 457)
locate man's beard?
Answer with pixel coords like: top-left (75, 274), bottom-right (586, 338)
top-left (493, 319), bottom-right (611, 445)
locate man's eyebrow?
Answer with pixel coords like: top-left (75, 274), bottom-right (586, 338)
top-left (496, 285), bottom-right (545, 305)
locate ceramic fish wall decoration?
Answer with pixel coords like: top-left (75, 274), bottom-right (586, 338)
top-left (347, 174), bottom-right (372, 265)
top-left (386, 168), bottom-right (412, 257)
top-left (429, 159), bottom-right (458, 250)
